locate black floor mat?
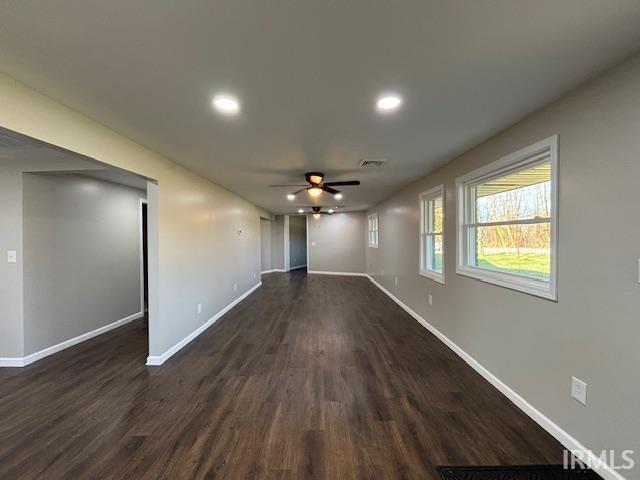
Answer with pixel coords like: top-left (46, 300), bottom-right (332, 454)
top-left (437, 465), bottom-right (602, 480)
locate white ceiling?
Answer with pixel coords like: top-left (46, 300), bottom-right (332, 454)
top-left (1, 1), bottom-right (640, 213)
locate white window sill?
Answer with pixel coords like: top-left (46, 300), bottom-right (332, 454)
top-left (419, 269), bottom-right (445, 284)
top-left (456, 265), bottom-right (556, 301)
top-left (368, 245), bottom-right (378, 249)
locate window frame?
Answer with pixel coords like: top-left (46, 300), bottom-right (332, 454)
top-left (368, 213), bottom-right (379, 248)
top-left (455, 135), bottom-right (558, 300)
top-left (419, 185), bottom-right (445, 284)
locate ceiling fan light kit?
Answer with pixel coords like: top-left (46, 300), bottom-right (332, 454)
top-left (269, 171), bottom-right (361, 201)
top-left (308, 186), bottom-right (323, 197)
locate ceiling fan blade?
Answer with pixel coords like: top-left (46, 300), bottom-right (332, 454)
top-left (321, 185), bottom-right (339, 194)
top-left (323, 180), bottom-right (360, 186)
top-left (292, 187), bottom-right (308, 195)
top-left (269, 184), bottom-right (308, 187)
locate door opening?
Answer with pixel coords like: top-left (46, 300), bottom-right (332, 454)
top-left (140, 200), bottom-right (149, 318)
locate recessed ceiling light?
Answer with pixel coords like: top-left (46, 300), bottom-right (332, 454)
top-left (376, 94), bottom-right (402, 112)
top-left (287, 194), bottom-right (295, 200)
top-left (328, 209), bottom-right (334, 214)
top-left (212, 95), bottom-right (240, 114)
top-left (297, 209), bottom-right (304, 213)
top-left (334, 193), bottom-right (343, 200)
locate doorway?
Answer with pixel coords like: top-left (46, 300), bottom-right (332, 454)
top-left (288, 215), bottom-right (307, 271)
top-left (140, 200), bottom-right (149, 317)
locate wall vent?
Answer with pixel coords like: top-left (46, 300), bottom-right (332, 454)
top-left (358, 157), bottom-right (388, 168)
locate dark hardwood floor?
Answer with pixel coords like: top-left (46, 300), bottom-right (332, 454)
top-left (0, 270), bottom-right (564, 479)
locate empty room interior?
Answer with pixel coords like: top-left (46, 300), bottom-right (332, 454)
top-left (0, 2), bottom-right (639, 479)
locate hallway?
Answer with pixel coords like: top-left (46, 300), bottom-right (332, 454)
top-left (0, 271), bottom-right (563, 479)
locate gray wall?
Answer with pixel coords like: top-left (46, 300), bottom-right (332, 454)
top-left (308, 212), bottom-right (366, 274)
top-left (289, 215), bottom-right (307, 268)
top-left (366, 54), bottom-right (640, 471)
top-left (0, 157), bottom-right (106, 358)
top-left (260, 218), bottom-right (272, 272)
top-left (270, 215), bottom-right (285, 270)
top-left (22, 173), bottom-right (145, 355)
top-left (0, 161), bottom-right (25, 358)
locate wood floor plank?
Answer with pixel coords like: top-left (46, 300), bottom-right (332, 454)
top-left (0, 270), bottom-right (564, 479)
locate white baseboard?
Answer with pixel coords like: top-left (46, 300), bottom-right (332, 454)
top-left (0, 357), bottom-right (25, 367)
top-left (365, 274), bottom-right (624, 480)
top-left (261, 268), bottom-right (286, 274)
top-left (307, 270), bottom-right (367, 277)
top-left (0, 311), bottom-right (144, 368)
top-left (289, 264), bottom-right (307, 271)
top-left (146, 282), bottom-right (262, 366)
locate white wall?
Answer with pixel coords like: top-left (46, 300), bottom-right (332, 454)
top-left (366, 53), bottom-right (640, 476)
top-left (307, 212), bottom-right (366, 274)
top-left (0, 73), bottom-right (270, 363)
top-left (22, 173), bottom-right (145, 355)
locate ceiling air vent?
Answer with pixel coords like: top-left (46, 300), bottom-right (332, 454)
top-left (358, 157), bottom-right (388, 168)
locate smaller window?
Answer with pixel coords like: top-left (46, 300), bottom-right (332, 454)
top-left (419, 186), bottom-right (445, 283)
top-left (368, 213), bottom-right (379, 248)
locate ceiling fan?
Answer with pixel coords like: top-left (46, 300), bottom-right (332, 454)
top-left (270, 172), bottom-right (360, 200)
top-left (300, 206), bottom-right (339, 218)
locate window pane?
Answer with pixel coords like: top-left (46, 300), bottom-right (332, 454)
top-left (472, 223), bottom-right (550, 281)
top-left (431, 197), bottom-right (443, 233)
top-left (427, 234), bottom-right (443, 273)
top-left (475, 162), bottom-right (551, 223)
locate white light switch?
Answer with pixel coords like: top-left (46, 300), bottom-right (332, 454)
top-left (311, 241), bottom-right (316, 247)
top-left (7, 250), bottom-right (17, 263)
top-left (197, 303), bottom-right (202, 314)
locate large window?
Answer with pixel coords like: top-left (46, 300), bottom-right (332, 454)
top-left (368, 213), bottom-right (379, 248)
top-left (419, 185), bottom-right (444, 283)
top-left (456, 136), bottom-right (558, 300)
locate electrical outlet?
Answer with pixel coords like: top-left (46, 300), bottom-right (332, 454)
top-left (197, 303), bottom-right (202, 314)
top-left (571, 376), bottom-right (587, 405)
top-left (394, 276), bottom-right (398, 286)
top-left (7, 250), bottom-right (17, 263)
top-left (253, 273), bottom-right (257, 279)
top-left (428, 294), bottom-right (433, 306)
top-left (233, 283), bottom-right (237, 292)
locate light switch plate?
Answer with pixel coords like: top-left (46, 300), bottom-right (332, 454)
top-left (197, 303), bottom-right (202, 314)
top-left (428, 294), bottom-right (433, 306)
top-left (7, 250), bottom-right (17, 263)
top-left (571, 376), bottom-right (587, 405)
